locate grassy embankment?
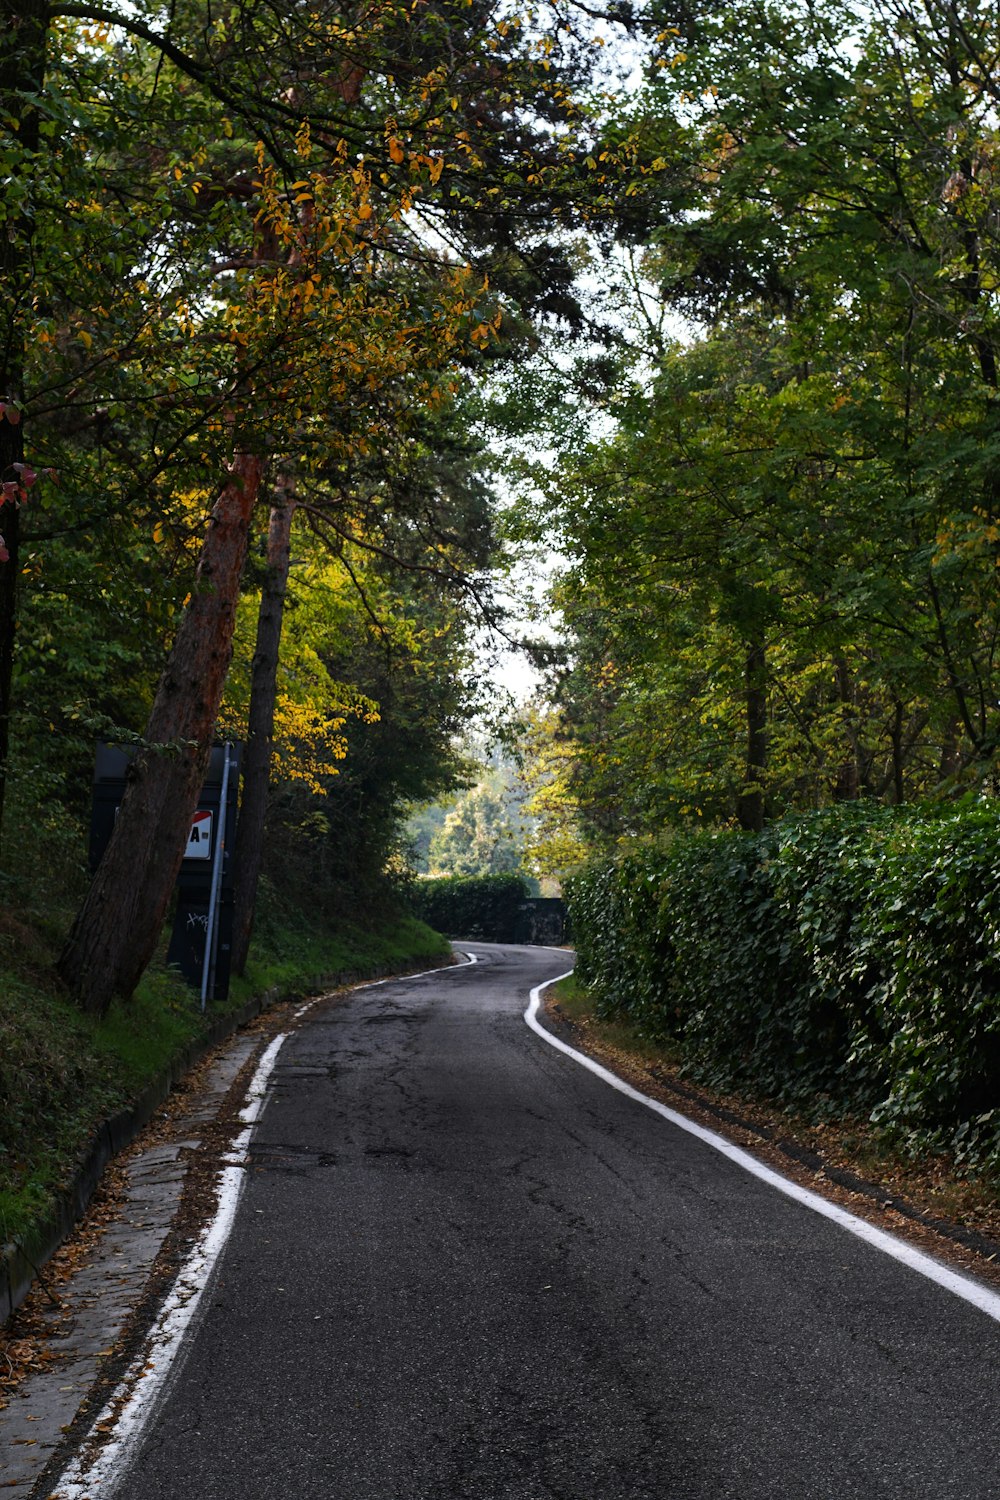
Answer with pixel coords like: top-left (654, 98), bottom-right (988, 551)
top-left (0, 799), bottom-right (447, 1252)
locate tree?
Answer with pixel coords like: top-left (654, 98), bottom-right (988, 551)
top-left (225, 384), bottom-right (498, 970)
top-left (0, 0), bottom-right (651, 1012)
top-left (427, 773), bottom-right (529, 876)
top-left (515, 701), bottom-right (588, 883)
top-left (0, 0), bottom-right (48, 848)
top-left (520, 0), bottom-right (1000, 841)
top-left (230, 485), bottom-right (297, 975)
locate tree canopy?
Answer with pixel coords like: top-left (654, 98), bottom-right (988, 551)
top-left (514, 0), bottom-right (1000, 853)
top-left (1, 0), bottom-right (658, 1008)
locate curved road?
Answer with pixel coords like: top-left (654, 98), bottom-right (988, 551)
top-left (68, 945), bottom-right (1000, 1499)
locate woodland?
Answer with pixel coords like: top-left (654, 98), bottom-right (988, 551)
top-left (510, 0), bottom-right (1000, 865)
top-left (4, 0), bottom-right (1000, 1040)
top-left (0, 0), bottom-right (647, 1021)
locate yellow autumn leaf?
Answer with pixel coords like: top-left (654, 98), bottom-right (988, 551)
top-left (388, 137), bottom-right (405, 164)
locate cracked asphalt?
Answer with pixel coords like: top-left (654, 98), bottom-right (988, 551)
top-left (60, 945), bottom-right (1000, 1498)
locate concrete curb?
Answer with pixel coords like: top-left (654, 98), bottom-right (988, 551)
top-left (0, 955), bottom-right (443, 1326)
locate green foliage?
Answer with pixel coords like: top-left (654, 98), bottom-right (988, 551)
top-left (409, 871), bottom-right (531, 942)
top-left (521, 0), bottom-right (1000, 845)
top-left (0, 888), bottom-right (448, 1249)
top-left (568, 801), bottom-right (1000, 1165)
top-left (0, 960), bottom-right (206, 1246)
top-left (567, 845), bottom-right (677, 1035)
top-left (864, 808), bottom-right (1000, 1163)
top-left (426, 768), bottom-right (532, 878)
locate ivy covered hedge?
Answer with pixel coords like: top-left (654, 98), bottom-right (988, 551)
top-left (566, 802), bottom-right (1000, 1166)
top-left (409, 872), bottom-right (531, 943)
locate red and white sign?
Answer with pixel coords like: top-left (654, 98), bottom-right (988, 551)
top-left (185, 809), bottom-right (213, 860)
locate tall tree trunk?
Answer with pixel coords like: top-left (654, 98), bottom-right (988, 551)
top-left (0, 0), bottom-right (47, 856)
top-left (231, 485), bottom-right (296, 975)
top-left (736, 640), bottom-right (767, 833)
top-left (58, 449), bottom-right (266, 1015)
top-left (888, 700), bottom-right (906, 806)
top-left (832, 656), bottom-right (860, 802)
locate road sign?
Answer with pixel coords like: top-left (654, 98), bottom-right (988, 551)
top-left (89, 742), bottom-right (242, 1003)
top-left (185, 809), bottom-right (213, 860)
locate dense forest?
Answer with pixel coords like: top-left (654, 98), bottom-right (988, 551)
top-left (5, 0), bottom-right (1000, 993)
top-left (512, 0), bottom-right (1000, 868)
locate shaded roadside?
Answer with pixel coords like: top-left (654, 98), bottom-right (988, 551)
top-left (543, 982), bottom-right (1000, 1297)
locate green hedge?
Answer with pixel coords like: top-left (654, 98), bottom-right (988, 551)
top-left (408, 872), bottom-right (531, 942)
top-left (566, 801), bottom-right (1000, 1166)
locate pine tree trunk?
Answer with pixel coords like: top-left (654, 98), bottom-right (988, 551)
top-left (58, 450), bottom-right (266, 1015)
top-left (231, 488), bottom-right (296, 974)
top-left (0, 0), bottom-right (47, 855)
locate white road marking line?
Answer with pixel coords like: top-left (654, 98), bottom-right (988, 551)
top-left (238, 1034), bottom-right (287, 1122)
top-left (50, 951), bottom-right (478, 1499)
top-left (50, 1032), bottom-right (289, 1500)
top-left (525, 970), bottom-right (1000, 1326)
top-left (332, 948), bottom-right (478, 997)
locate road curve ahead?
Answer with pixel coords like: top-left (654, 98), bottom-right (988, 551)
top-left (86, 944), bottom-right (999, 1500)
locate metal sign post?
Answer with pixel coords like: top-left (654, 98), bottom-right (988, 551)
top-left (200, 741), bottom-right (233, 1012)
top-left (88, 741), bottom-right (242, 1005)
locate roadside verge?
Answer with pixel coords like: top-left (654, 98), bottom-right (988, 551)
top-left (1, 925), bottom-right (452, 1327)
top-left (535, 974), bottom-right (1000, 1300)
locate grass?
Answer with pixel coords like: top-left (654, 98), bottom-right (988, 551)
top-left (232, 906), bottom-right (449, 1005)
top-left (0, 968), bottom-right (204, 1245)
top-left (0, 805), bottom-right (449, 1252)
top-left (550, 973), bottom-right (684, 1069)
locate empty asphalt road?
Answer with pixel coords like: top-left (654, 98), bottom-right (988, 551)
top-left (57, 944), bottom-right (1000, 1499)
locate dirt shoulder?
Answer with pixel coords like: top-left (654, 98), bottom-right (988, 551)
top-left (542, 983), bottom-right (1000, 1295)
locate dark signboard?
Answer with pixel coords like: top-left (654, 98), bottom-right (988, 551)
top-left (89, 743), bottom-right (242, 1003)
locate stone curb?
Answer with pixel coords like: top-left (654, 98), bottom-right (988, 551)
top-left (0, 956), bottom-right (438, 1326)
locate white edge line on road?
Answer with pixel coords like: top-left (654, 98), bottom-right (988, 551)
top-left (293, 949), bottom-right (478, 1017)
top-left (353, 948), bottom-right (478, 990)
top-left (526, 970), bottom-right (1000, 1326)
top-left (50, 1033), bottom-right (288, 1500)
top-left (50, 950), bottom-right (477, 1499)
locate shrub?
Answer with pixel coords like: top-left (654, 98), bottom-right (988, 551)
top-left (566, 799), bottom-right (1000, 1163)
top-left (408, 872), bottom-right (531, 942)
top-left (865, 805), bottom-right (1000, 1161)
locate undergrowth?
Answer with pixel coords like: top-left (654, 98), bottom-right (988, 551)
top-left (0, 788), bottom-right (448, 1252)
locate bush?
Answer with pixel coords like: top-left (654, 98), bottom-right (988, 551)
top-left (566, 799), bottom-right (1000, 1164)
top-left (865, 805), bottom-right (1000, 1162)
top-left (408, 872), bottom-right (531, 942)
